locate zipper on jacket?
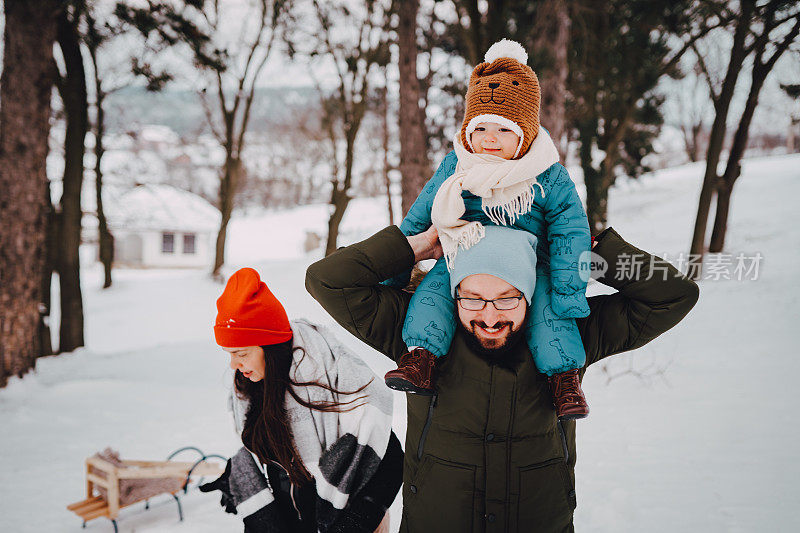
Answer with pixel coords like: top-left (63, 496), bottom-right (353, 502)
top-left (236, 396), bottom-right (303, 521)
top-left (556, 420), bottom-right (577, 507)
top-left (557, 419), bottom-right (569, 464)
top-left (417, 393), bottom-right (438, 460)
top-left (268, 458), bottom-right (302, 521)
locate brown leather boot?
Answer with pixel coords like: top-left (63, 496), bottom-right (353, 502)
top-left (384, 348), bottom-right (436, 395)
top-left (547, 369), bottom-right (589, 421)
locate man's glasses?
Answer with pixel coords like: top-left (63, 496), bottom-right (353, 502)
top-left (456, 294), bottom-right (524, 311)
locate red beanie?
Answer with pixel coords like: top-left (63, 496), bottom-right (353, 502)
top-left (214, 268), bottom-right (292, 347)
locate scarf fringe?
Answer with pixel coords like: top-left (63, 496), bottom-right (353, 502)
top-left (443, 180), bottom-right (546, 269)
top-left (482, 181), bottom-right (545, 226)
top-left (444, 221), bottom-right (485, 270)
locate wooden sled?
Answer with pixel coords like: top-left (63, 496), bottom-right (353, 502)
top-left (67, 449), bottom-right (224, 532)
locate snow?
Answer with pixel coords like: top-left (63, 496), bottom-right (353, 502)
top-left (1, 153), bottom-right (799, 532)
top-left (106, 184), bottom-right (221, 233)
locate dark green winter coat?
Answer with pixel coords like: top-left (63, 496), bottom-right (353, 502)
top-left (305, 226), bottom-right (699, 533)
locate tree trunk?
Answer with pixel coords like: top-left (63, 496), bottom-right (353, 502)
top-left (40, 191), bottom-right (57, 358)
top-left (325, 187), bottom-right (351, 256)
top-left (577, 120), bottom-right (607, 236)
top-left (462, 0), bottom-right (483, 65)
top-left (688, 0), bottom-right (753, 277)
top-left (212, 157), bottom-right (239, 277)
top-left (0, 0), bottom-right (61, 386)
top-left (708, 181), bottom-right (733, 253)
top-left (213, 211), bottom-right (231, 278)
top-left (708, 14), bottom-right (799, 253)
top-left (94, 83), bottom-right (114, 288)
top-left (708, 81), bottom-right (760, 253)
top-left (533, 0), bottom-right (570, 157)
top-left (584, 167), bottom-right (609, 237)
top-left (56, 10), bottom-right (88, 353)
top-left (380, 83), bottom-right (394, 226)
top-left (325, 129), bottom-right (357, 256)
top-left (681, 122), bottom-right (702, 162)
top-left (398, 0), bottom-right (431, 216)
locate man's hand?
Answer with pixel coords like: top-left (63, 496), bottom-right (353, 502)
top-left (407, 226), bottom-right (443, 262)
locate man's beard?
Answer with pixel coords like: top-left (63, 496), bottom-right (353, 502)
top-left (457, 313), bottom-right (527, 370)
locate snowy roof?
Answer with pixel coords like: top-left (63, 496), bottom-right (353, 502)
top-left (138, 124), bottom-right (181, 144)
top-left (107, 183), bottom-right (220, 233)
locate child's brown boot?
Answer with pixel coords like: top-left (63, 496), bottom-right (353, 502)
top-left (384, 347), bottom-right (436, 395)
top-left (547, 369), bottom-right (589, 420)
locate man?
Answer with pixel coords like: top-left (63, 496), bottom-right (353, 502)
top-left (305, 224), bottom-right (698, 532)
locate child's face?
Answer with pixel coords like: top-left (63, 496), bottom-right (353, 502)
top-left (470, 122), bottom-right (520, 159)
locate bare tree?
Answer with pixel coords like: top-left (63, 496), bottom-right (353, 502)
top-left (117, 0), bottom-right (291, 277)
top-left (86, 3), bottom-right (192, 288)
top-left (379, 78), bottom-right (395, 225)
top-left (53, 2), bottom-right (89, 353)
top-left (689, 0), bottom-right (799, 275)
top-left (193, 0), bottom-right (290, 277)
top-left (707, 2), bottom-right (800, 253)
top-left (85, 13), bottom-right (116, 290)
top-left (151, 0), bottom-right (293, 276)
top-left (569, 0), bottom-right (724, 235)
top-left (678, 68), bottom-right (711, 163)
top-left (292, 0), bottom-right (391, 255)
top-left (397, 0), bottom-right (430, 215)
top-left (0, 0), bottom-right (63, 386)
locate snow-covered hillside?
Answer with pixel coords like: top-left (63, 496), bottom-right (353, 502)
top-left (1, 153), bottom-right (798, 532)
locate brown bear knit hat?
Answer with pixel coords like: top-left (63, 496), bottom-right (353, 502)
top-left (460, 39), bottom-right (540, 159)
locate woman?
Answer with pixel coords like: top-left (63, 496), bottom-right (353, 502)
top-left (200, 267), bottom-right (402, 533)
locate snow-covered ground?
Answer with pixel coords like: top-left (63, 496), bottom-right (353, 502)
top-left (1, 153), bottom-right (798, 532)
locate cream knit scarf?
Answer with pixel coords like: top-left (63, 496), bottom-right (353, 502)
top-left (431, 128), bottom-right (561, 268)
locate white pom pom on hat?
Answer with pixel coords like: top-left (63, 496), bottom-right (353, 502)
top-left (484, 39), bottom-right (528, 64)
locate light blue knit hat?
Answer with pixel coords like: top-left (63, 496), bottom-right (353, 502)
top-left (450, 225), bottom-right (538, 304)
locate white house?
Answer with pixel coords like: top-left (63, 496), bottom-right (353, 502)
top-left (107, 184), bottom-right (221, 268)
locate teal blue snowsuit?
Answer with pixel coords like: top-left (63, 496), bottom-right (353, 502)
top-left (391, 151), bottom-right (591, 375)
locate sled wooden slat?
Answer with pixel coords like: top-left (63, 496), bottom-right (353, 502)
top-left (122, 459), bottom-right (196, 467)
top-left (67, 497), bottom-right (111, 521)
top-left (74, 497), bottom-right (107, 513)
top-left (87, 455), bottom-right (118, 472)
top-left (86, 473), bottom-right (109, 487)
top-left (67, 495), bottom-right (104, 511)
top-left (117, 462), bottom-right (222, 479)
top-left (81, 504), bottom-right (113, 521)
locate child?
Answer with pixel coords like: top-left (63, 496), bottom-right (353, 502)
top-left (383, 39), bottom-right (591, 421)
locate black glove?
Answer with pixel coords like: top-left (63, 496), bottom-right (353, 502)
top-left (199, 459), bottom-right (237, 514)
top-left (328, 496), bottom-right (385, 533)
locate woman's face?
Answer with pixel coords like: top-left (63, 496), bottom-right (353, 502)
top-left (223, 346), bottom-right (266, 382)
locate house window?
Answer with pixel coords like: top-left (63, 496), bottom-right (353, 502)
top-left (183, 233), bottom-right (196, 254)
top-left (162, 232), bottom-right (175, 254)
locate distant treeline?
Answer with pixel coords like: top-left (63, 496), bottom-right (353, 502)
top-left (104, 86), bottom-right (319, 137)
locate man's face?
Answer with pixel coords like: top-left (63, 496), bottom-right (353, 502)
top-left (456, 274), bottom-right (527, 351)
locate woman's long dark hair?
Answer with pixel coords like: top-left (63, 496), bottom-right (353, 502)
top-left (234, 338), bottom-right (371, 485)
